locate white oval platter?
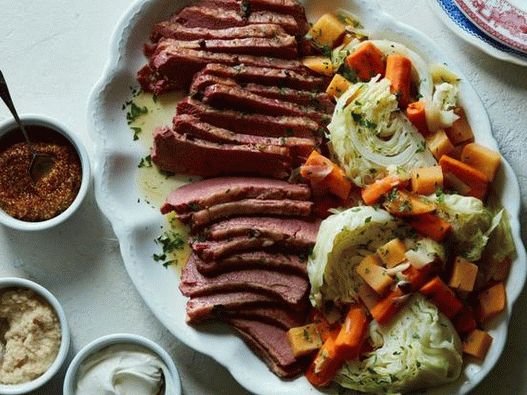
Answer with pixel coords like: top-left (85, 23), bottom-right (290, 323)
top-left (87, 0), bottom-right (527, 394)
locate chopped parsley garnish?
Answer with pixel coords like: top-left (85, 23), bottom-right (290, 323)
top-left (153, 231), bottom-right (186, 268)
top-left (240, 0), bottom-right (251, 18)
top-left (126, 101), bottom-right (148, 124)
top-left (435, 186), bottom-right (445, 203)
top-left (138, 155), bottom-right (152, 168)
top-left (415, 141), bottom-right (427, 153)
top-left (365, 216), bottom-right (372, 223)
top-left (339, 64), bottom-right (358, 83)
top-left (131, 126), bottom-right (142, 141)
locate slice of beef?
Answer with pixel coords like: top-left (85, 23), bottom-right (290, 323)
top-left (154, 36), bottom-right (297, 59)
top-left (152, 126), bottom-right (291, 179)
top-left (185, 199), bottom-right (313, 230)
top-left (195, 251), bottom-right (308, 276)
top-left (227, 318), bottom-right (306, 378)
top-left (150, 22), bottom-right (287, 42)
top-left (201, 63), bottom-right (327, 91)
top-left (197, 0), bottom-right (309, 35)
top-left (186, 291), bottom-right (278, 322)
top-left (203, 216), bottom-right (319, 243)
top-left (173, 6), bottom-right (300, 35)
top-left (192, 236), bottom-right (279, 260)
top-left (141, 47), bottom-right (307, 93)
top-left (203, 84), bottom-right (330, 124)
top-left (173, 114), bottom-right (315, 160)
top-left (180, 254), bottom-right (309, 306)
top-left (161, 176), bottom-right (310, 214)
top-left (189, 73), bottom-right (238, 93)
top-left (214, 306), bottom-right (306, 329)
top-left (177, 98), bottom-right (321, 138)
top-left (244, 83), bottom-right (335, 113)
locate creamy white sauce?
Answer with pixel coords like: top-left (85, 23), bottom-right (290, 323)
top-left (75, 344), bottom-right (168, 395)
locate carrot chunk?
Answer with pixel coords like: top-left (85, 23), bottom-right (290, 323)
top-left (419, 276), bottom-right (463, 319)
top-left (377, 238), bottom-right (407, 268)
top-left (439, 155), bottom-right (488, 200)
top-left (406, 101), bottom-right (430, 136)
top-left (445, 107), bottom-right (474, 145)
top-left (345, 42), bottom-right (385, 81)
top-left (308, 13), bottom-right (346, 48)
top-left (407, 213), bottom-right (452, 242)
top-left (477, 282), bottom-right (506, 323)
top-left (334, 307), bottom-right (369, 360)
top-left (302, 56), bottom-right (335, 77)
top-left (356, 255), bottom-right (394, 295)
top-left (370, 288), bottom-right (407, 325)
top-left (463, 329), bottom-right (493, 359)
top-left (411, 166), bottom-right (443, 196)
top-left (385, 54), bottom-right (412, 108)
top-left (449, 256), bottom-right (478, 292)
top-left (401, 263), bottom-right (435, 291)
top-left (426, 129), bottom-right (454, 160)
top-left (301, 150), bottom-right (352, 200)
top-left (383, 189), bottom-right (436, 217)
top-left (361, 175), bottom-right (400, 205)
top-left (305, 335), bottom-right (342, 387)
top-left (461, 143), bottom-right (501, 182)
top-left (326, 74), bottom-right (353, 99)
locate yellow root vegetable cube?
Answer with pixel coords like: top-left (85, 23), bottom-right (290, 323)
top-left (302, 56), bottom-right (334, 76)
top-left (478, 282), bottom-right (506, 323)
top-left (411, 166), bottom-right (444, 195)
top-left (461, 143), bottom-right (501, 182)
top-left (356, 255), bottom-right (394, 295)
top-left (326, 74), bottom-right (352, 98)
top-left (426, 129), bottom-right (454, 160)
top-left (445, 108), bottom-right (474, 145)
top-left (463, 329), bottom-right (493, 359)
top-left (308, 13), bottom-right (346, 48)
top-left (449, 256), bottom-right (478, 292)
top-left (287, 323), bottom-right (323, 357)
top-left (357, 283), bottom-right (381, 311)
top-left (377, 238), bottom-right (407, 268)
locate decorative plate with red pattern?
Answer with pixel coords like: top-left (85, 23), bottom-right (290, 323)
top-left (454, 0), bottom-right (527, 53)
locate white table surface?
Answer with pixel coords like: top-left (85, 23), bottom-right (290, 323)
top-left (0, 1), bottom-right (526, 394)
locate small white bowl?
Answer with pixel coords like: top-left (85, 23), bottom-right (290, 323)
top-left (63, 333), bottom-right (181, 395)
top-left (0, 277), bottom-right (70, 394)
top-left (0, 114), bottom-right (91, 231)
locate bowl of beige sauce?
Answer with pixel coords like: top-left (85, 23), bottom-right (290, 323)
top-left (0, 277), bottom-right (70, 394)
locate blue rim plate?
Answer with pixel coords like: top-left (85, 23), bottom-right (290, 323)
top-left (428, 0), bottom-right (527, 66)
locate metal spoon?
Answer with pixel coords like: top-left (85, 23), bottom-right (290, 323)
top-left (0, 70), bottom-right (55, 182)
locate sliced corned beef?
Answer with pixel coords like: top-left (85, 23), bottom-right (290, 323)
top-left (150, 22), bottom-right (287, 42)
top-left (203, 216), bottom-right (319, 244)
top-left (202, 83), bottom-right (330, 123)
top-left (185, 198), bottom-right (313, 229)
top-left (186, 291), bottom-right (278, 323)
top-left (180, 254), bottom-right (309, 306)
top-left (177, 98), bottom-right (320, 138)
top-left (201, 63), bottom-right (327, 91)
top-left (173, 114), bottom-right (315, 160)
top-left (191, 236), bottom-right (279, 260)
top-left (228, 318), bottom-right (307, 378)
top-left (195, 251), bottom-right (307, 276)
top-left (152, 126), bottom-right (291, 179)
top-left (161, 176), bottom-right (311, 214)
top-left (173, 6), bottom-right (300, 35)
top-left (210, 306), bottom-right (306, 329)
top-left (154, 36), bottom-right (298, 59)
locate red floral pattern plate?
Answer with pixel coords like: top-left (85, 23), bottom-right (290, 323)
top-left (454, 0), bottom-right (527, 53)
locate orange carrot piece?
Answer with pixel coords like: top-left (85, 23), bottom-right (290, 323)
top-left (401, 263), bottom-right (435, 291)
top-left (383, 189), bottom-right (436, 217)
top-left (301, 150), bottom-right (352, 200)
top-left (453, 307), bottom-right (477, 335)
top-left (345, 42), bottom-right (385, 81)
top-left (439, 155), bottom-right (488, 200)
top-left (419, 276), bottom-right (463, 319)
top-left (406, 101), bottom-right (430, 136)
top-left (370, 288), bottom-right (407, 325)
top-left (335, 307), bottom-right (369, 360)
top-left (477, 282), bottom-right (506, 323)
top-left (305, 335), bottom-right (343, 387)
top-left (407, 213), bottom-right (452, 242)
top-left (463, 329), bottom-right (493, 359)
top-left (385, 54), bottom-right (412, 109)
top-left (361, 175), bottom-right (400, 205)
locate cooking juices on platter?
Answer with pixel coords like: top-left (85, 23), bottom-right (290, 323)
top-left (132, 0), bottom-right (517, 393)
top-left (0, 287), bottom-right (61, 385)
top-left (0, 125), bottom-right (81, 222)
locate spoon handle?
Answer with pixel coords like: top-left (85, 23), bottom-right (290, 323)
top-left (0, 70), bottom-right (32, 144)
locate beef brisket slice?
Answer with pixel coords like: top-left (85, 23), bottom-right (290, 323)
top-left (155, 36), bottom-right (297, 59)
top-left (195, 251), bottom-right (307, 276)
top-left (187, 199), bottom-right (313, 229)
top-left (177, 98), bottom-right (320, 138)
top-left (202, 63), bottom-right (327, 91)
top-left (161, 176), bottom-right (310, 214)
top-left (203, 83), bottom-right (330, 123)
top-left (180, 254), bottom-right (308, 306)
top-left (173, 114), bottom-right (315, 160)
top-left (152, 127), bottom-right (291, 179)
top-left (228, 318), bottom-right (306, 378)
top-left (150, 22), bottom-right (287, 42)
top-left (173, 6), bottom-right (300, 35)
